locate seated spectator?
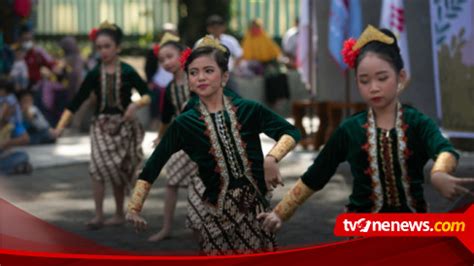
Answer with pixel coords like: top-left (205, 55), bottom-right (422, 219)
top-left (17, 25), bottom-right (57, 89)
top-left (0, 100), bottom-right (31, 175)
top-left (18, 90), bottom-right (56, 145)
top-left (0, 77), bottom-right (22, 124)
top-left (9, 46), bottom-right (29, 92)
top-left (241, 19), bottom-right (290, 108)
top-left (241, 19), bottom-right (281, 64)
top-left (0, 33), bottom-right (14, 76)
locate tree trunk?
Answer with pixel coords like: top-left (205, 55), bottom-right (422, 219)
top-left (178, 0), bottom-right (230, 46)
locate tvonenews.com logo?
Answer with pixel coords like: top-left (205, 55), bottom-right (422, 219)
top-left (333, 206), bottom-right (474, 253)
top-left (342, 218), bottom-right (466, 233)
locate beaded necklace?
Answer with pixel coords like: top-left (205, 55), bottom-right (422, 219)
top-left (365, 103), bottom-right (414, 212)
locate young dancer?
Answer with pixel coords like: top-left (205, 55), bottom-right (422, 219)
top-left (147, 33), bottom-right (198, 242)
top-left (258, 25), bottom-right (474, 232)
top-left (127, 36), bottom-right (301, 255)
top-left (53, 21), bottom-right (151, 229)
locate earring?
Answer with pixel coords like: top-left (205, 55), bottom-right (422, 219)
top-left (397, 83), bottom-right (403, 92)
top-left (221, 82), bottom-right (226, 88)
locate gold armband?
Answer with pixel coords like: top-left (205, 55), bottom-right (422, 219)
top-left (274, 179), bottom-right (315, 221)
top-left (135, 95), bottom-right (151, 107)
top-left (127, 180), bottom-right (152, 213)
top-left (55, 110), bottom-right (73, 130)
top-left (267, 134), bottom-right (296, 162)
top-left (431, 152), bottom-right (457, 175)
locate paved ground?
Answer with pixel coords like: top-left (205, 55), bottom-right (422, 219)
top-left (1, 132), bottom-right (473, 255)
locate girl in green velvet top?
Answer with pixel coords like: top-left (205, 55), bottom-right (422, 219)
top-left (259, 25), bottom-right (474, 232)
top-left (52, 22), bottom-right (151, 230)
top-left (126, 36), bottom-right (301, 255)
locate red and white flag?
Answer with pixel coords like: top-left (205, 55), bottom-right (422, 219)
top-left (380, 0), bottom-right (410, 78)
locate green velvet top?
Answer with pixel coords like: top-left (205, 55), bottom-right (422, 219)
top-left (67, 62), bottom-right (150, 115)
top-left (301, 105), bottom-right (459, 213)
top-left (161, 80), bottom-right (191, 124)
top-left (139, 94), bottom-right (301, 207)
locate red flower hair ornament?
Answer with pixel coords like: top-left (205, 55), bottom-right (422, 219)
top-left (341, 25), bottom-right (396, 69)
top-left (153, 44), bottom-right (160, 58)
top-left (88, 28), bottom-right (98, 42)
top-left (341, 38), bottom-right (359, 69)
top-left (180, 48), bottom-right (192, 69)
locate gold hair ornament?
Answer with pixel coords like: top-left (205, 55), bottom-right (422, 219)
top-left (159, 32), bottom-right (181, 46)
top-left (196, 35), bottom-right (227, 52)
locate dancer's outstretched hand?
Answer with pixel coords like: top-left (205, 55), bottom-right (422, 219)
top-left (126, 211), bottom-right (148, 232)
top-left (264, 156), bottom-right (283, 191)
top-left (257, 211), bottom-right (282, 233)
top-left (50, 128), bottom-right (64, 139)
top-left (431, 173), bottom-right (474, 201)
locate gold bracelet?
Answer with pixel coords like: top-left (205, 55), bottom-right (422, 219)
top-left (127, 180), bottom-right (152, 213)
top-left (55, 110), bottom-right (73, 130)
top-left (135, 95), bottom-right (151, 107)
top-left (267, 134), bottom-right (296, 162)
top-left (274, 179), bottom-right (315, 221)
top-left (431, 152), bottom-right (457, 175)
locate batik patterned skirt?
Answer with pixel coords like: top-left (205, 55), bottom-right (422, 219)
top-left (164, 150), bottom-right (198, 187)
top-left (90, 114), bottom-right (144, 190)
top-left (186, 176), bottom-right (277, 256)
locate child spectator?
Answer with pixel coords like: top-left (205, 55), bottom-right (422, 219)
top-left (0, 78), bottom-right (31, 175)
top-left (9, 47), bottom-right (29, 91)
top-left (18, 90), bottom-right (56, 145)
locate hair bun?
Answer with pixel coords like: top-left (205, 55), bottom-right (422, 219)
top-left (221, 45), bottom-right (231, 60)
top-left (380, 29), bottom-right (400, 53)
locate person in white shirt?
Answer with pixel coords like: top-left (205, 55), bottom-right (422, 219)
top-left (282, 17), bottom-right (299, 68)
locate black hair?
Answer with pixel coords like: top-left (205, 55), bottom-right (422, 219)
top-left (96, 24), bottom-right (124, 45)
top-left (184, 45), bottom-right (230, 73)
top-left (355, 28), bottom-right (404, 73)
top-left (0, 77), bottom-right (15, 94)
top-left (161, 41), bottom-right (186, 52)
top-left (206, 15), bottom-right (225, 27)
top-left (16, 90), bottom-right (33, 101)
top-left (19, 24), bottom-right (32, 35)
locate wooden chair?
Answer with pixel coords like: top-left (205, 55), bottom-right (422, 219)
top-left (292, 100), bottom-right (366, 150)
